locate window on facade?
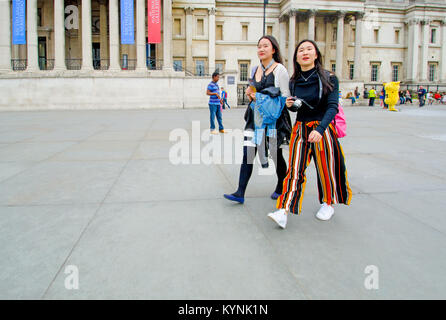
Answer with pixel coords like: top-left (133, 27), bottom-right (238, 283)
top-left (331, 63), bottom-right (336, 74)
top-left (242, 25), bottom-right (248, 41)
top-left (333, 27), bottom-right (337, 42)
top-left (431, 29), bottom-right (437, 44)
top-left (197, 19), bottom-right (204, 36)
top-left (216, 25), bottom-right (223, 40)
top-left (215, 61), bottom-right (224, 73)
top-left (267, 26), bottom-right (273, 36)
top-left (174, 19), bottom-right (181, 36)
top-left (196, 60), bottom-right (205, 76)
top-left (429, 64), bottom-right (437, 82)
top-left (371, 64), bottom-right (379, 82)
top-left (392, 65), bottom-right (399, 82)
top-left (37, 8), bottom-right (42, 27)
top-left (349, 64), bottom-right (354, 80)
top-left (395, 30), bottom-right (400, 44)
top-left (374, 29), bottom-right (379, 43)
top-left (239, 62), bottom-right (249, 82)
top-left (173, 60), bottom-right (183, 72)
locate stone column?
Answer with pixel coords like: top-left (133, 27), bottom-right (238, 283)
top-left (324, 16), bottom-right (332, 70)
top-left (288, 10), bottom-right (296, 72)
top-left (208, 7), bottom-right (216, 73)
top-left (307, 9), bottom-right (316, 41)
top-left (279, 15), bottom-right (287, 62)
top-left (136, 0), bottom-right (146, 71)
top-left (109, 0), bottom-right (120, 71)
top-left (420, 19), bottom-right (429, 82)
top-left (81, 0), bottom-right (93, 71)
top-left (99, 0), bottom-right (109, 64)
top-left (54, 0), bottom-right (66, 71)
top-left (354, 12), bottom-right (364, 81)
top-left (185, 7), bottom-right (194, 72)
top-left (27, 0), bottom-right (39, 71)
top-left (407, 19), bottom-right (420, 81)
top-left (441, 20), bottom-right (446, 82)
top-left (163, 0), bottom-right (173, 71)
top-left (335, 11), bottom-right (346, 79)
top-left (0, 0), bottom-right (12, 72)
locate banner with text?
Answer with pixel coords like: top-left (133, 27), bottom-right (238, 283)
top-left (120, 0), bottom-right (135, 44)
top-left (12, 0), bottom-right (26, 45)
top-left (147, 0), bottom-right (161, 44)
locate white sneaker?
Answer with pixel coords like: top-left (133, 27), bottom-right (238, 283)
top-left (267, 209), bottom-right (288, 229)
top-left (316, 203), bottom-right (334, 221)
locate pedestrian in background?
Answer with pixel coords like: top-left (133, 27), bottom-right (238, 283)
top-left (405, 90), bottom-right (413, 104)
top-left (206, 71), bottom-right (226, 134)
top-left (368, 87), bottom-right (376, 106)
top-left (418, 86), bottom-right (427, 107)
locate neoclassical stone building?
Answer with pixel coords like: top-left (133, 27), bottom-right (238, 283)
top-left (0, 0), bottom-right (445, 109)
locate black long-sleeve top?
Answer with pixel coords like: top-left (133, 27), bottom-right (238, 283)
top-left (289, 67), bottom-right (339, 135)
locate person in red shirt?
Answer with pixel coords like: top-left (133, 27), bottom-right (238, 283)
top-left (434, 92), bottom-right (441, 103)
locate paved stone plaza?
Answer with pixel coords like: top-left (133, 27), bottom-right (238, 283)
top-left (1, 103), bottom-right (446, 299)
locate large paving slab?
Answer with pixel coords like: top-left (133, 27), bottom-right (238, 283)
top-left (1, 103), bottom-right (446, 299)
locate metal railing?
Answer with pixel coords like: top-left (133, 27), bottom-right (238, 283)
top-left (11, 59), bottom-right (27, 71)
top-left (147, 58), bottom-right (163, 70)
top-left (66, 59), bottom-right (82, 70)
top-left (120, 59), bottom-right (137, 70)
top-left (93, 59), bottom-right (110, 70)
top-left (364, 83), bottom-right (446, 95)
top-left (39, 58), bottom-right (54, 70)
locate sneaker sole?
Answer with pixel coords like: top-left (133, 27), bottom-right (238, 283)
top-left (316, 212), bottom-right (334, 221)
top-left (267, 214), bottom-right (286, 229)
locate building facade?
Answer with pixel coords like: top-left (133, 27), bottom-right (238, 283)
top-left (1, 0), bottom-right (445, 110)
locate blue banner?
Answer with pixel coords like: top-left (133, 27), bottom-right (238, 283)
top-left (12, 0), bottom-right (26, 45)
top-left (120, 0), bottom-right (135, 45)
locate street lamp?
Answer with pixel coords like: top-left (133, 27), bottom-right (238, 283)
top-left (263, 0), bottom-right (269, 35)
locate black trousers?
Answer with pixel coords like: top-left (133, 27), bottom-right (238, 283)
top-left (234, 132), bottom-right (287, 198)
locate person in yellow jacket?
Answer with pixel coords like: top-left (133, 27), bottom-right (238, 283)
top-left (368, 88), bottom-right (376, 106)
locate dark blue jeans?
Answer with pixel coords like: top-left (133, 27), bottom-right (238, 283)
top-left (209, 103), bottom-right (224, 130)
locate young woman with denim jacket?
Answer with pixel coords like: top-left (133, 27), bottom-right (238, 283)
top-left (267, 40), bottom-right (352, 229)
top-left (223, 35), bottom-right (291, 204)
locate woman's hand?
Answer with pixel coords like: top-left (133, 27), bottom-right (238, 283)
top-left (308, 130), bottom-right (322, 143)
top-left (286, 97), bottom-right (295, 108)
top-left (245, 87), bottom-right (256, 101)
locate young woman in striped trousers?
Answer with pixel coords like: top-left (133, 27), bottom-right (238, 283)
top-left (267, 40), bottom-right (352, 229)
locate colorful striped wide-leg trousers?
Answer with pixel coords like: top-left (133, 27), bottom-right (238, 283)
top-left (277, 121), bottom-right (352, 215)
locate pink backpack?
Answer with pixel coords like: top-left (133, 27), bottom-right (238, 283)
top-left (332, 103), bottom-right (346, 138)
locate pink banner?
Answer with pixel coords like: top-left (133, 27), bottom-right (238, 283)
top-left (147, 0), bottom-right (161, 43)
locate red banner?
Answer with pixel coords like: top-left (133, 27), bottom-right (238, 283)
top-left (147, 0), bottom-right (161, 43)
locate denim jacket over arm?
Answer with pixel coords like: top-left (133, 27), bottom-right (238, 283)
top-left (250, 92), bottom-right (287, 145)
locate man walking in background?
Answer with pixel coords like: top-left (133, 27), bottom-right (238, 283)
top-left (207, 72), bottom-right (225, 134)
top-left (418, 86), bottom-right (427, 107)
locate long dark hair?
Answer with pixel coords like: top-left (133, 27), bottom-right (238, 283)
top-left (257, 35), bottom-right (283, 64)
top-left (291, 39), bottom-right (334, 95)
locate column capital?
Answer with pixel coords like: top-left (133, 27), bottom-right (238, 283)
top-left (279, 14), bottom-right (288, 23)
top-left (307, 9), bottom-right (317, 18)
top-left (288, 9), bottom-right (297, 17)
top-left (440, 20), bottom-right (446, 26)
top-left (208, 7), bottom-right (216, 15)
top-left (407, 18), bottom-right (420, 26)
top-left (355, 12), bottom-right (365, 20)
top-left (336, 11), bottom-right (347, 19)
top-left (185, 6), bottom-right (194, 15)
top-left (420, 19), bottom-right (431, 26)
